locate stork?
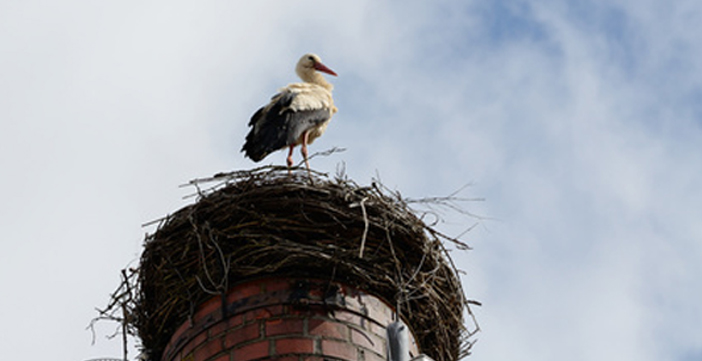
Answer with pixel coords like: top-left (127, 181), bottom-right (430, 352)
top-left (242, 53), bottom-right (338, 171)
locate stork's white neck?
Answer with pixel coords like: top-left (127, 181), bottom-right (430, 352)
top-left (298, 70), bottom-right (334, 92)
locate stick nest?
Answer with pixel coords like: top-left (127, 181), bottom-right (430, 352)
top-left (124, 166), bottom-right (478, 361)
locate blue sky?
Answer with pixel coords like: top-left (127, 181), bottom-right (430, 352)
top-left (1, 1), bottom-right (701, 360)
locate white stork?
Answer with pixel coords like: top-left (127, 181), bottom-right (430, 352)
top-left (242, 53), bottom-right (338, 170)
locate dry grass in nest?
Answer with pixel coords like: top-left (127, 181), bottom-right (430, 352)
top-left (95, 165), bottom-right (479, 361)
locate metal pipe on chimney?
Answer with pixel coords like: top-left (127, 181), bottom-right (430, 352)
top-left (387, 321), bottom-right (410, 361)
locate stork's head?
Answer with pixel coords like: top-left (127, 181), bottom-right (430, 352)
top-left (296, 53), bottom-right (337, 82)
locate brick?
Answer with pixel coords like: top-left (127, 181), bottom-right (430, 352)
top-left (301, 357), bottom-right (325, 361)
top-left (231, 340), bottom-right (270, 361)
top-left (308, 318), bottom-right (348, 340)
top-left (367, 321), bottom-right (386, 338)
top-left (262, 278), bottom-right (291, 293)
top-left (286, 306), bottom-right (313, 317)
top-left (307, 287), bottom-right (323, 299)
top-left (269, 356), bottom-right (299, 361)
top-left (181, 331), bottom-right (209, 358)
top-left (408, 333), bottom-right (420, 355)
top-left (224, 322), bottom-right (261, 348)
top-left (254, 308), bottom-right (273, 320)
top-left (365, 298), bottom-right (393, 326)
top-left (362, 349), bottom-right (387, 361)
top-left (170, 319), bottom-right (195, 347)
top-left (351, 327), bottom-right (385, 354)
top-left (264, 305), bottom-right (285, 317)
top-left (209, 315), bottom-right (245, 339)
top-left (209, 354), bottom-right (231, 361)
top-left (162, 336), bottom-right (184, 361)
top-left (321, 339), bottom-right (358, 361)
top-left (242, 308), bottom-right (278, 323)
top-left (266, 318), bottom-right (304, 337)
top-left (193, 338), bottom-right (224, 361)
top-left (331, 310), bottom-right (362, 326)
top-left (342, 295), bottom-right (362, 313)
top-left (227, 281), bottom-right (263, 303)
top-left (275, 337), bottom-right (316, 355)
top-left (167, 351), bottom-right (181, 361)
top-left (194, 296), bottom-right (223, 323)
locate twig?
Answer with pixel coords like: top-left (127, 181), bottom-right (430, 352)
top-left (350, 197), bottom-right (370, 258)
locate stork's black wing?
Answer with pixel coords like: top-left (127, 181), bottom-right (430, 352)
top-left (242, 92), bottom-right (331, 162)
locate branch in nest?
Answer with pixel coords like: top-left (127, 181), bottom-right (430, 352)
top-left (88, 268), bottom-right (139, 361)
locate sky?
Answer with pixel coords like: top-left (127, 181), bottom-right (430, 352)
top-left (1, 1), bottom-right (701, 360)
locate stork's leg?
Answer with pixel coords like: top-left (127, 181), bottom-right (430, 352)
top-left (301, 130), bottom-right (311, 170)
top-left (286, 145), bottom-right (295, 174)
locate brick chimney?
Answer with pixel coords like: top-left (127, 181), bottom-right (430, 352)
top-left (161, 277), bottom-right (419, 361)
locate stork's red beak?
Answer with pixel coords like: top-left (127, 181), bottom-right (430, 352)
top-left (314, 62), bottom-right (337, 76)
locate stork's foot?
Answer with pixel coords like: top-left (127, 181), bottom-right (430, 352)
top-left (286, 157), bottom-right (293, 175)
top-left (287, 145), bottom-right (295, 175)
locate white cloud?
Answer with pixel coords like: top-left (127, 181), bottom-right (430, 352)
top-left (1, 1), bottom-right (701, 360)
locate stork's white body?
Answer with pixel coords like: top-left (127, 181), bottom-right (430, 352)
top-left (242, 54), bottom-right (337, 170)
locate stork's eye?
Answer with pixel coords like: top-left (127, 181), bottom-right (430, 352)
top-left (308, 55), bottom-right (315, 62)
